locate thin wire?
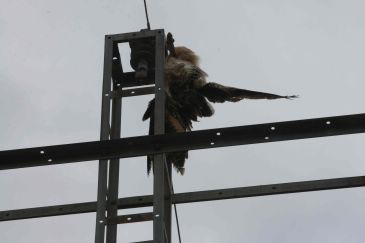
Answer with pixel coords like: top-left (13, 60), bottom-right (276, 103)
top-left (143, 0), bottom-right (151, 30)
top-left (173, 203), bottom-right (182, 243)
top-left (164, 161), bottom-right (182, 243)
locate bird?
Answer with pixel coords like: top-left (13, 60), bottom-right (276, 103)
top-left (142, 44), bottom-right (297, 175)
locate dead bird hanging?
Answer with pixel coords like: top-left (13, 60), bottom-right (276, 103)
top-left (143, 33), bottom-right (298, 175)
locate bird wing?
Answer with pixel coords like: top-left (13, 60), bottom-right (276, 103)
top-left (198, 82), bottom-right (298, 103)
top-left (165, 61), bottom-right (213, 121)
top-left (142, 96), bottom-right (190, 175)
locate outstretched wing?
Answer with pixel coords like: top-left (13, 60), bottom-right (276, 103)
top-left (198, 82), bottom-right (298, 103)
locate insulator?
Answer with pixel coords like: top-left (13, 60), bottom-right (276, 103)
top-left (129, 35), bottom-right (155, 80)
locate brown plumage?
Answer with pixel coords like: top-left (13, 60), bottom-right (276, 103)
top-left (142, 46), bottom-right (297, 175)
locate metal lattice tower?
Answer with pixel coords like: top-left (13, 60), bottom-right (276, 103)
top-left (95, 29), bottom-right (170, 243)
top-left (1, 29), bottom-right (365, 243)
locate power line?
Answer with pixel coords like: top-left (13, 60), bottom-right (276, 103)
top-left (165, 161), bottom-right (183, 243)
top-left (173, 203), bottom-right (182, 243)
top-left (143, 0), bottom-right (151, 30)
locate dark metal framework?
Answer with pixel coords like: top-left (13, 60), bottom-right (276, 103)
top-left (1, 29), bottom-right (365, 243)
top-left (94, 29), bottom-right (170, 243)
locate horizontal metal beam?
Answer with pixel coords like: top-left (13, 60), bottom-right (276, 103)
top-left (110, 86), bottom-right (155, 98)
top-left (173, 175), bottom-right (365, 204)
top-left (1, 113), bottom-right (365, 170)
top-left (0, 202), bottom-right (97, 221)
top-left (113, 71), bottom-right (155, 88)
top-left (108, 29), bottom-right (163, 43)
top-left (1, 175), bottom-right (365, 222)
top-left (106, 212), bottom-right (153, 225)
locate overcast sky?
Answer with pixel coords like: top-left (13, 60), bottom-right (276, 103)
top-left (1, 0), bottom-right (365, 242)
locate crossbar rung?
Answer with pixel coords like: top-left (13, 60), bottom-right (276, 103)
top-left (110, 86), bottom-right (155, 98)
top-left (131, 241), bottom-right (153, 243)
top-left (106, 212), bottom-right (153, 225)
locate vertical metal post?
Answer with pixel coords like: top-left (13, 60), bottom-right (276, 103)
top-left (95, 36), bottom-right (113, 243)
top-left (106, 81), bottom-right (122, 243)
top-left (96, 29), bottom-right (169, 243)
top-left (153, 30), bottom-right (171, 243)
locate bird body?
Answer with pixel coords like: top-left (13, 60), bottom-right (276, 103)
top-left (143, 46), bottom-right (297, 175)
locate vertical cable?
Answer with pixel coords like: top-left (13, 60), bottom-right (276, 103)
top-left (164, 162), bottom-right (182, 243)
top-left (143, 0), bottom-right (151, 30)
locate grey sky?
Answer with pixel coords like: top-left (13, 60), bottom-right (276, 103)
top-left (1, 0), bottom-right (365, 242)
